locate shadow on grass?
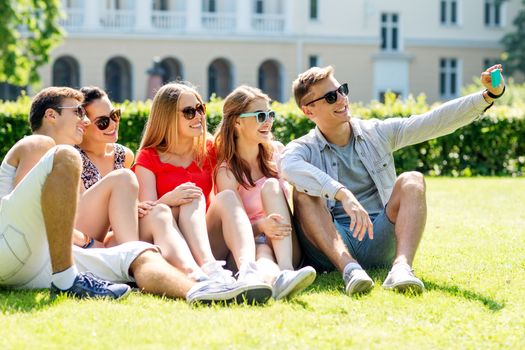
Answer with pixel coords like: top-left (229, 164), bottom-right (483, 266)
top-left (0, 288), bottom-right (54, 314)
top-left (422, 280), bottom-right (505, 311)
top-left (311, 270), bottom-right (504, 311)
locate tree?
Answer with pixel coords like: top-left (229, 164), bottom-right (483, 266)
top-left (501, 0), bottom-right (525, 75)
top-left (0, 0), bottom-right (63, 87)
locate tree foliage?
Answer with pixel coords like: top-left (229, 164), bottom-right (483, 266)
top-left (0, 0), bottom-right (63, 86)
top-left (502, 0), bottom-right (525, 75)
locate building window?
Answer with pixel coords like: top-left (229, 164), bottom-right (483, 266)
top-left (203, 0), bottom-right (216, 13)
top-left (52, 56), bottom-right (80, 88)
top-left (105, 56), bottom-right (132, 103)
top-left (381, 13), bottom-right (399, 51)
top-left (440, 58), bottom-right (460, 98)
top-left (258, 60), bottom-right (282, 102)
top-left (153, 0), bottom-right (168, 11)
top-left (484, 0), bottom-right (504, 27)
top-left (308, 55), bottom-right (319, 68)
top-left (440, 0), bottom-right (459, 25)
top-left (0, 83), bottom-right (26, 101)
top-left (255, 0), bottom-right (264, 14)
top-left (309, 0), bottom-right (318, 20)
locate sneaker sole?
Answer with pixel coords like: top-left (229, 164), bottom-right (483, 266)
top-left (345, 279), bottom-right (374, 295)
top-left (274, 269), bottom-right (317, 300)
top-left (236, 284), bottom-right (273, 305)
top-left (383, 280), bottom-right (425, 294)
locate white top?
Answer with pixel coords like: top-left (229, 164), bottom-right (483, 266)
top-left (0, 160), bottom-right (16, 199)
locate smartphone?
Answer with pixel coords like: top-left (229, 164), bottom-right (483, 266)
top-left (491, 69), bottom-right (501, 88)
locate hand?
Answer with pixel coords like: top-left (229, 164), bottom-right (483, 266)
top-left (259, 214), bottom-right (292, 240)
top-left (138, 200), bottom-right (156, 218)
top-left (159, 182), bottom-right (202, 206)
top-left (481, 64), bottom-right (505, 97)
top-left (337, 188), bottom-right (374, 241)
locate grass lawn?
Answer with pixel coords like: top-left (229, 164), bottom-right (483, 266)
top-left (1, 177), bottom-right (524, 349)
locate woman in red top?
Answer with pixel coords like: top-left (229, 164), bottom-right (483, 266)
top-left (134, 82), bottom-right (271, 300)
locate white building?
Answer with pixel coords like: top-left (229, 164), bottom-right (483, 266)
top-left (12, 0), bottom-right (524, 103)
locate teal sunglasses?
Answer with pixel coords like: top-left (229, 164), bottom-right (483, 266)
top-left (238, 110), bottom-right (276, 124)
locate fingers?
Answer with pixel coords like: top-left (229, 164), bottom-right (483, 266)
top-left (351, 211), bottom-right (373, 241)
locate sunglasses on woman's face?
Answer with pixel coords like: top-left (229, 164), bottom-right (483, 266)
top-left (181, 103), bottom-right (206, 120)
top-left (94, 108), bottom-right (121, 131)
top-left (239, 110), bottom-right (276, 124)
top-left (305, 83), bottom-right (349, 106)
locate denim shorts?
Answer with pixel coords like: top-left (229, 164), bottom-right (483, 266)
top-left (297, 208), bottom-right (396, 271)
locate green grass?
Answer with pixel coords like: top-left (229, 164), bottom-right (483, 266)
top-left (1, 178), bottom-right (524, 349)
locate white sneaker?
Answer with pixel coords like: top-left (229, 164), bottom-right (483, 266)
top-left (201, 260), bottom-right (236, 284)
top-left (272, 266), bottom-right (317, 300)
top-left (343, 266), bottom-right (374, 295)
top-left (382, 263), bottom-right (424, 293)
top-left (236, 261), bottom-right (273, 304)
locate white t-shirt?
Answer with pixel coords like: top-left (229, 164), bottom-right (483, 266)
top-left (0, 160), bottom-right (15, 199)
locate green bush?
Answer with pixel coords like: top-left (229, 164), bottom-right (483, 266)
top-left (1, 88), bottom-right (524, 176)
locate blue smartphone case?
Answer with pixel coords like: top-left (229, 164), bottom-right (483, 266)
top-left (491, 69), bottom-right (501, 88)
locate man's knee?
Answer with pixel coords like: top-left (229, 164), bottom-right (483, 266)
top-left (129, 249), bottom-right (163, 275)
top-left (53, 145), bottom-right (82, 175)
top-left (398, 171), bottom-right (426, 194)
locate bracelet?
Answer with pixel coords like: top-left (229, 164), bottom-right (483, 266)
top-left (485, 85), bottom-right (506, 99)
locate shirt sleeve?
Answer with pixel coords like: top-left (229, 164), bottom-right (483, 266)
top-left (280, 140), bottom-right (345, 200)
top-left (379, 91), bottom-right (491, 152)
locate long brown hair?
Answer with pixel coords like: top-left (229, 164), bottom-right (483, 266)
top-left (139, 82), bottom-right (208, 166)
top-left (214, 85), bottom-right (277, 189)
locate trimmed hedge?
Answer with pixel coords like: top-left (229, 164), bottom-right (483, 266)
top-left (1, 90), bottom-right (524, 176)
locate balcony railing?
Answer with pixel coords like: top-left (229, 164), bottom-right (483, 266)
top-left (252, 14), bottom-right (285, 33)
top-left (59, 8), bottom-right (84, 31)
top-left (100, 10), bottom-right (136, 31)
top-left (201, 12), bottom-right (236, 32)
top-left (151, 10), bottom-right (186, 31)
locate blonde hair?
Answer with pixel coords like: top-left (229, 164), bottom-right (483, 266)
top-left (292, 65), bottom-right (334, 107)
top-left (214, 85), bottom-right (278, 188)
top-left (139, 82), bottom-right (208, 166)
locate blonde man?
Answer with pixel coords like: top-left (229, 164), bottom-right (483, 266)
top-left (281, 65), bottom-right (505, 295)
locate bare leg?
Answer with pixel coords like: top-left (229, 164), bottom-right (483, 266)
top-left (261, 178), bottom-right (296, 271)
top-left (178, 194), bottom-right (217, 266)
top-left (41, 146), bottom-right (81, 273)
top-left (129, 250), bottom-right (194, 298)
top-left (139, 203), bottom-right (202, 276)
top-left (385, 172), bottom-right (427, 267)
top-left (294, 190), bottom-right (357, 272)
top-left (207, 190), bottom-right (256, 268)
top-left (255, 243), bottom-right (280, 283)
top-left (76, 169), bottom-right (139, 244)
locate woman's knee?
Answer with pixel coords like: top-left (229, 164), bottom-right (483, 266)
top-left (261, 178), bottom-right (283, 197)
top-left (214, 189), bottom-right (240, 207)
top-left (108, 168), bottom-right (139, 191)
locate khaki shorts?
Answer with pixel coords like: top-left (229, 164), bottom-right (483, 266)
top-left (0, 146), bottom-right (157, 289)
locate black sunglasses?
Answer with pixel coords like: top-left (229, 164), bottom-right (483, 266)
top-left (239, 110), bottom-right (276, 124)
top-left (94, 108), bottom-right (121, 131)
top-left (305, 83), bottom-right (349, 106)
top-left (57, 105), bottom-right (87, 119)
top-left (181, 103), bottom-right (206, 120)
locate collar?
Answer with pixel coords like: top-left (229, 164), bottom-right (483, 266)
top-left (314, 119), bottom-right (364, 150)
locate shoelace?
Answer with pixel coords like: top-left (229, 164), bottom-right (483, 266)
top-left (79, 272), bottom-right (111, 292)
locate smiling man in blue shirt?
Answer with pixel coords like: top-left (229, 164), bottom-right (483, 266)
top-left (281, 65), bottom-right (505, 295)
